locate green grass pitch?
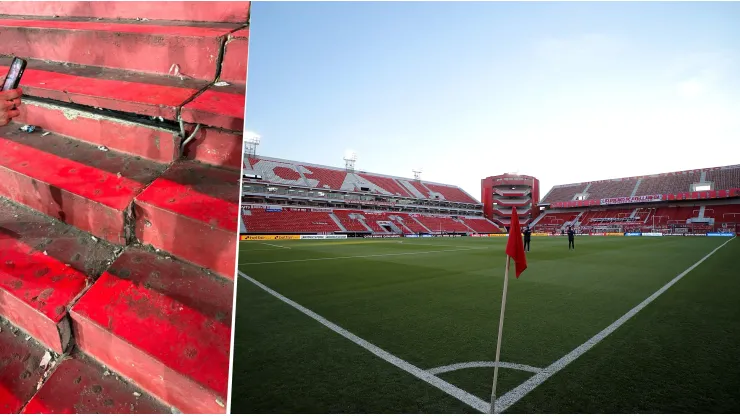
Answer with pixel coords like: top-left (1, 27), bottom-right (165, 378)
top-left (230, 235), bottom-right (739, 413)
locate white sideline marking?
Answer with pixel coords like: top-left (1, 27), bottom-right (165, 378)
top-left (240, 247), bottom-right (485, 266)
top-left (428, 361), bottom-right (542, 375)
top-left (260, 242), bottom-right (291, 249)
top-left (239, 271), bottom-right (490, 413)
top-left (494, 236), bottom-right (736, 414)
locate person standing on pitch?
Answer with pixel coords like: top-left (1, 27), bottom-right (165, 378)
top-left (567, 226), bottom-right (575, 250)
top-left (523, 225), bottom-right (532, 252)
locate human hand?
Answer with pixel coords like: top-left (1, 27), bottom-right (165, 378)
top-left (0, 88), bottom-right (23, 127)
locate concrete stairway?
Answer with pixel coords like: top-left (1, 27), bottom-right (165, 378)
top-left (0, 2), bottom-right (248, 413)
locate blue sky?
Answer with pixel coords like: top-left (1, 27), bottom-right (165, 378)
top-left (245, 1), bottom-right (740, 201)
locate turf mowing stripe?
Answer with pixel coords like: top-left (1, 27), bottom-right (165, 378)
top-left (260, 242), bottom-right (291, 249)
top-left (239, 247), bottom-right (487, 266)
top-left (494, 236), bottom-right (736, 414)
top-left (428, 361), bottom-right (542, 375)
top-left (239, 271), bottom-right (490, 413)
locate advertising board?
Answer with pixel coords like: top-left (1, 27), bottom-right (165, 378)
top-left (241, 235), bottom-right (300, 241)
top-left (300, 235), bottom-right (349, 240)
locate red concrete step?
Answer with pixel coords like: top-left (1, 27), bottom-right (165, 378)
top-left (0, 16), bottom-right (243, 80)
top-left (0, 318), bottom-right (51, 413)
top-left (0, 57), bottom-right (206, 122)
top-left (219, 27), bottom-right (250, 86)
top-left (0, 198), bottom-right (116, 354)
top-left (181, 83), bottom-right (246, 131)
top-left (134, 160), bottom-right (240, 278)
top-left (0, 123), bottom-right (165, 245)
top-left (17, 99), bottom-right (182, 164)
top-left (70, 246), bottom-right (233, 414)
top-left (22, 350), bottom-right (171, 414)
top-left (182, 124), bottom-right (243, 170)
top-left (0, 1), bottom-right (250, 23)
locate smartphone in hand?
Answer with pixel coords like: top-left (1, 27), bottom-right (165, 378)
top-left (1, 57), bottom-right (27, 91)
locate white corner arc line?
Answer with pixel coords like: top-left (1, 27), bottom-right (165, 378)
top-left (428, 361), bottom-right (542, 375)
top-left (240, 247), bottom-right (484, 266)
top-left (494, 236), bottom-right (736, 414)
top-left (239, 271), bottom-right (489, 413)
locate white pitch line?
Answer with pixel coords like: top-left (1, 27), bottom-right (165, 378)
top-left (494, 236), bottom-right (736, 414)
top-left (240, 247), bottom-right (485, 266)
top-left (260, 242), bottom-right (291, 249)
top-left (239, 271), bottom-right (490, 413)
top-left (428, 361), bottom-right (542, 375)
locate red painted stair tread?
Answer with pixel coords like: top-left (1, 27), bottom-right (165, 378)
top-left (0, 58), bottom-right (204, 120)
top-left (0, 319), bottom-right (49, 414)
top-left (0, 18), bottom-right (241, 80)
top-left (0, 237), bottom-right (87, 352)
top-left (22, 352), bottom-right (170, 414)
top-left (0, 18), bottom-right (237, 38)
top-left (0, 2), bottom-right (250, 23)
top-left (70, 246), bottom-right (232, 412)
top-left (133, 161), bottom-right (239, 277)
top-left (0, 198), bottom-right (116, 353)
top-left (181, 88), bottom-right (245, 130)
top-left (135, 161), bottom-right (239, 231)
top-left (17, 100), bottom-right (181, 164)
top-left (0, 125), bottom-right (165, 244)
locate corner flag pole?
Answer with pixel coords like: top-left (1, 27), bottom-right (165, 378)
top-left (488, 255), bottom-right (511, 413)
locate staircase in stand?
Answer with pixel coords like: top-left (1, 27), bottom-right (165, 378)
top-left (0, 2), bottom-right (249, 413)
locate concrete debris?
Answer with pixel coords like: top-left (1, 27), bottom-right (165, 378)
top-left (133, 392), bottom-right (141, 397)
top-left (98, 145), bottom-right (109, 152)
top-left (91, 236), bottom-right (98, 242)
top-left (40, 351), bottom-right (52, 369)
top-left (103, 370), bottom-right (110, 376)
top-left (25, 335), bottom-right (31, 341)
top-left (43, 251), bottom-right (48, 255)
top-left (214, 81), bottom-right (230, 87)
top-left (41, 131), bottom-right (51, 137)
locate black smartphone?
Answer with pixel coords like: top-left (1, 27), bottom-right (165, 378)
top-left (1, 57), bottom-right (27, 91)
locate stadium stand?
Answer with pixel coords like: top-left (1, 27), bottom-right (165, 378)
top-left (542, 165), bottom-right (740, 204)
top-left (242, 155), bottom-right (739, 236)
top-left (246, 155), bottom-right (479, 205)
top-left (243, 208), bottom-right (341, 233)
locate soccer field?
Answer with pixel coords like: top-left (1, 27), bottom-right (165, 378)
top-left (231, 235), bottom-right (739, 413)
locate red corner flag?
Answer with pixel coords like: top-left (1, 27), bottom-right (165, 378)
top-left (505, 206), bottom-right (528, 278)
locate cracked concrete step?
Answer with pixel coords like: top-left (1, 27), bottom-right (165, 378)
top-left (17, 99), bottom-right (182, 164)
top-left (0, 57), bottom-right (247, 132)
top-left (0, 1), bottom-right (250, 23)
top-left (0, 16), bottom-right (244, 80)
top-left (70, 245), bottom-right (233, 413)
top-left (219, 27), bottom-right (250, 86)
top-left (180, 82), bottom-right (246, 132)
top-left (182, 124), bottom-right (244, 170)
top-left (0, 57), bottom-right (207, 122)
top-left (0, 198), bottom-right (116, 354)
top-left (133, 160), bottom-right (240, 278)
top-left (22, 350), bottom-right (171, 414)
top-left (0, 123), bottom-right (166, 245)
